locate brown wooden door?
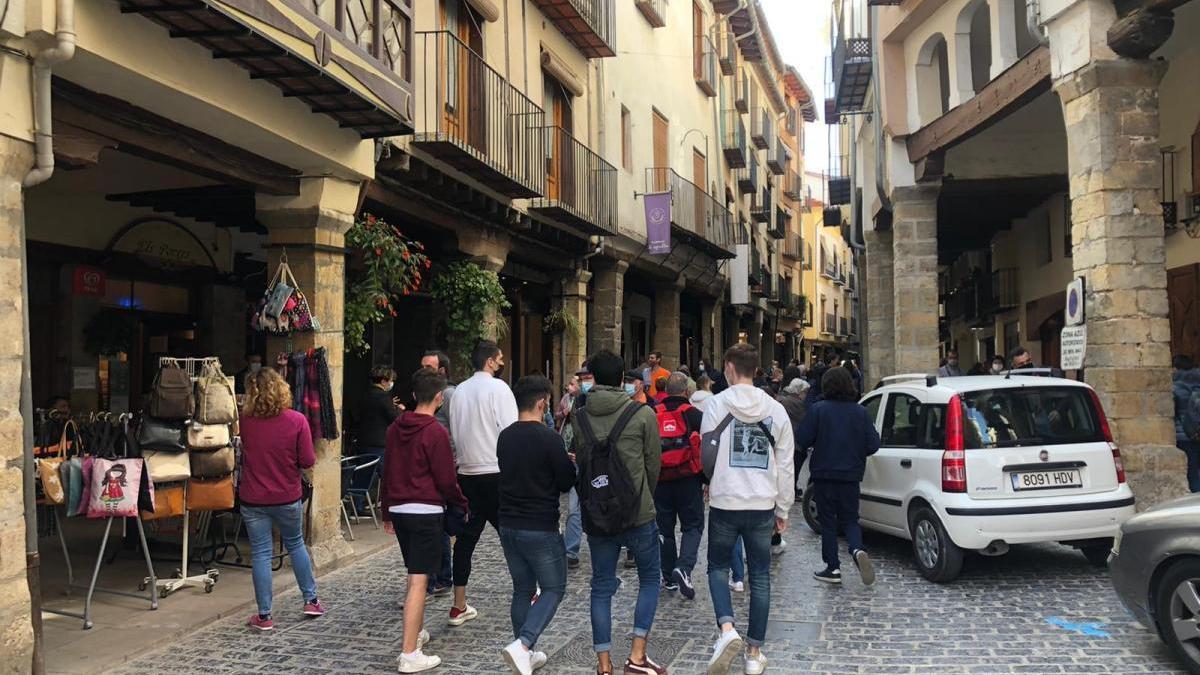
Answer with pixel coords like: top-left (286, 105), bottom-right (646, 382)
top-left (693, 149), bottom-right (707, 232)
top-left (441, 0), bottom-right (484, 151)
top-left (1170, 264), bottom-right (1200, 362)
top-left (544, 76), bottom-right (573, 203)
top-left (693, 2), bottom-right (704, 80)
top-left (652, 110), bottom-right (669, 191)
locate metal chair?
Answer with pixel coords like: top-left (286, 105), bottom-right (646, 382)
top-left (340, 455), bottom-right (381, 539)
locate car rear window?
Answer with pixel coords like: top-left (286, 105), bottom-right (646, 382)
top-left (958, 387), bottom-right (1104, 448)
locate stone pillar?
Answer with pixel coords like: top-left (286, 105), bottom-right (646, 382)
top-left (0, 134), bottom-right (34, 673)
top-left (700, 300), bottom-right (716, 367)
top-left (653, 277), bottom-right (683, 369)
top-left (557, 268), bottom-right (591, 387)
top-left (588, 258), bottom-right (627, 357)
top-left (711, 299), bottom-right (726, 362)
top-left (458, 228), bottom-right (510, 342)
top-left (257, 177), bottom-right (358, 571)
top-left (1056, 59), bottom-right (1186, 506)
top-left (891, 185), bottom-right (940, 375)
top-left (864, 228), bottom-right (895, 385)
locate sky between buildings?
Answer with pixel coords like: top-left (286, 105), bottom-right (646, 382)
top-left (761, 0), bottom-right (831, 176)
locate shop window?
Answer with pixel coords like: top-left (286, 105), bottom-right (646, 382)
top-left (102, 279), bottom-right (190, 314)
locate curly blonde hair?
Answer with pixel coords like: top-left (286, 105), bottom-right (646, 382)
top-left (243, 367), bottom-right (293, 418)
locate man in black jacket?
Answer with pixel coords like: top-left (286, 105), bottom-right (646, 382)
top-left (654, 372), bottom-right (706, 600)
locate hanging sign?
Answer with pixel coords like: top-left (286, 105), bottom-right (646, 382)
top-left (72, 266), bottom-right (106, 296)
top-left (730, 244), bottom-right (750, 305)
top-left (1065, 277), bottom-right (1085, 327)
top-left (644, 191), bottom-right (672, 255)
top-left (1061, 325), bottom-right (1087, 370)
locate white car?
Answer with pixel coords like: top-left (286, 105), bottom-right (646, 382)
top-left (798, 371), bottom-right (1137, 582)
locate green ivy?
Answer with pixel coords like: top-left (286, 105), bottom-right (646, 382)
top-left (430, 261), bottom-right (510, 375)
top-left (344, 213), bottom-right (430, 355)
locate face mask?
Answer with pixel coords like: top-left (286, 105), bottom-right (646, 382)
top-left (249, 363), bottom-right (262, 372)
top-left (948, 359), bottom-right (958, 367)
top-left (581, 381), bottom-right (594, 394)
top-left (624, 383), bottom-right (637, 396)
top-left (991, 364), bottom-right (1003, 374)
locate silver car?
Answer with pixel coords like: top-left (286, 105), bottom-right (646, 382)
top-left (1109, 493), bottom-right (1200, 674)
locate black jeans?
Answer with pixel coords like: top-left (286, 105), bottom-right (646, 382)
top-left (653, 476), bottom-right (705, 575)
top-left (813, 480), bottom-right (864, 569)
top-left (453, 473), bottom-right (500, 587)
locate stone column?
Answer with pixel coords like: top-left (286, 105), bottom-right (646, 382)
top-left (653, 277), bottom-right (683, 370)
top-left (458, 228), bottom-right (510, 343)
top-left (891, 185), bottom-right (940, 375)
top-left (1056, 59), bottom-right (1185, 506)
top-left (588, 258), bottom-right (627, 357)
top-left (700, 300), bottom-right (716, 367)
top-left (557, 268), bottom-right (591, 386)
top-left (0, 134), bottom-right (34, 672)
top-left (864, 228), bottom-right (895, 385)
top-left (711, 299), bottom-right (726, 362)
top-left (257, 177), bottom-right (358, 571)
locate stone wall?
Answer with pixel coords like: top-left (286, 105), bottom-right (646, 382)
top-left (891, 185), bottom-right (941, 375)
top-left (588, 259), bottom-right (626, 358)
top-left (864, 228), bottom-right (895, 385)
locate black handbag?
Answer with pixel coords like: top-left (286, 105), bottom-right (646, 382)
top-left (444, 503), bottom-right (469, 536)
top-left (137, 418), bottom-right (187, 453)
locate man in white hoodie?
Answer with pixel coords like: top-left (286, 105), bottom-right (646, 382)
top-left (700, 343), bottom-right (795, 675)
top-left (447, 340), bottom-right (518, 627)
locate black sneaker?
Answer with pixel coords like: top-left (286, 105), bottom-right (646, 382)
top-left (813, 567), bottom-right (842, 584)
top-left (662, 580), bottom-right (680, 592)
top-left (853, 549), bottom-right (876, 586)
top-left (624, 553), bottom-right (637, 569)
top-left (567, 557), bottom-right (580, 569)
top-left (672, 567), bottom-right (696, 600)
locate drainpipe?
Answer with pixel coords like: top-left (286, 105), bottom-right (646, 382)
top-left (23, 0), bottom-right (76, 188)
top-left (870, 2), bottom-right (891, 222)
top-left (1026, 0), bottom-right (1049, 46)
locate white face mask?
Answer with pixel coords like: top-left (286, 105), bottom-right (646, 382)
top-left (249, 363), bottom-right (262, 372)
top-left (383, 381), bottom-right (394, 392)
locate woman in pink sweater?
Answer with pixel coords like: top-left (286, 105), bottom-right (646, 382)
top-left (238, 367), bottom-right (322, 631)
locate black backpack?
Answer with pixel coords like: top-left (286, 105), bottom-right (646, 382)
top-left (575, 403), bottom-right (644, 537)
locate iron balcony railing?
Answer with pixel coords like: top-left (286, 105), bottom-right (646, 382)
top-left (751, 107), bottom-right (772, 150)
top-left (835, 267), bottom-right (846, 286)
top-left (733, 68), bottom-right (750, 114)
top-left (750, 245), bottom-right (762, 283)
top-left (840, 317), bottom-right (849, 337)
top-left (695, 35), bottom-right (718, 97)
top-left (718, 29), bottom-right (736, 76)
top-left (824, 313), bottom-right (836, 334)
top-left (529, 0), bottom-right (616, 58)
top-left (760, 268), bottom-right (774, 297)
top-left (769, 206), bottom-right (787, 239)
top-left (735, 165), bottom-right (755, 195)
top-left (528, 126), bottom-right (617, 235)
top-left (645, 167), bottom-right (738, 257)
top-left (779, 277), bottom-right (793, 305)
top-left (635, 0), bottom-right (666, 28)
top-left (822, 248), bottom-right (837, 279)
top-left (803, 241), bottom-right (813, 269)
top-left (783, 170), bottom-right (802, 200)
top-left (722, 109), bottom-right (747, 169)
top-left (413, 31), bottom-right (546, 198)
top-left (980, 268), bottom-right (1021, 314)
top-left (307, 0), bottom-right (413, 80)
top-left (831, 0), bottom-right (871, 115)
top-left (851, 316), bottom-right (859, 336)
top-left (767, 138), bottom-right (787, 176)
top-left (750, 188), bottom-right (771, 223)
top-left (784, 233), bottom-right (802, 260)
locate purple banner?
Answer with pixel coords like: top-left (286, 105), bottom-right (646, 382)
top-left (644, 191), bottom-right (672, 255)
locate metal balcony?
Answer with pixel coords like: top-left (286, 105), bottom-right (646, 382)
top-left (839, 317), bottom-right (849, 337)
top-left (733, 68), bottom-right (750, 114)
top-left (635, 0), bottom-right (665, 28)
top-left (750, 189), bottom-right (771, 223)
top-left (413, 31), bottom-right (546, 198)
top-left (783, 170), bottom-right (802, 200)
top-left (712, 0), bottom-right (740, 14)
top-left (823, 313), bottom-right (836, 335)
top-left (832, 2), bottom-right (871, 115)
top-left (645, 168), bottom-right (737, 259)
top-left (750, 107), bottom-right (772, 150)
top-left (722, 110), bottom-right (747, 170)
top-left (735, 165), bottom-right (755, 195)
top-left (978, 268), bottom-right (1021, 314)
top-left (718, 30), bottom-right (736, 76)
top-left (784, 234), bottom-right (802, 261)
top-left (695, 36), bottom-right (718, 97)
top-left (828, 175), bottom-right (852, 206)
top-left (768, 206), bottom-right (787, 240)
top-left (766, 138), bottom-right (787, 176)
top-left (528, 126), bottom-right (617, 235)
top-left (529, 0), bottom-right (615, 58)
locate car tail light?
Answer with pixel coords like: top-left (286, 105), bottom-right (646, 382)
top-left (942, 394), bottom-right (967, 492)
top-left (1086, 388), bottom-right (1126, 484)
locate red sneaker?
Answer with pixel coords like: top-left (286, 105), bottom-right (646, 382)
top-left (247, 614), bottom-right (275, 631)
top-left (448, 603), bottom-right (478, 626)
top-left (303, 599), bottom-right (326, 617)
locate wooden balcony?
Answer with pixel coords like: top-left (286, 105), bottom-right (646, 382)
top-left (695, 35), bottom-right (719, 97)
top-left (412, 31), bottom-right (546, 198)
top-left (529, 0), bottom-right (615, 58)
top-left (527, 126), bottom-right (617, 235)
top-left (635, 0), bottom-right (665, 27)
top-left (646, 168), bottom-right (737, 259)
top-left (119, 0), bottom-right (415, 137)
top-left (722, 110), bottom-right (747, 170)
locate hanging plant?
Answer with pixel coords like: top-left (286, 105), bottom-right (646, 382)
top-left (83, 309), bottom-right (134, 356)
top-left (343, 213), bottom-right (430, 355)
top-left (543, 307), bottom-right (581, 337)
top-left (429, 261), bottom-right (510, 375)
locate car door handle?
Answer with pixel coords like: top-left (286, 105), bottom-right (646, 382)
top-left (900, 459), bottom-right (913, 469)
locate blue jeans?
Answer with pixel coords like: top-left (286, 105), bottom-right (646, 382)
top-left (730, 536), bottom-right (745, 583)
top-left (565, 488), bottom-right (583, 560)
top-left (706, 507), bottom-right (773, 647)
top-left (499, 528), bottom-right (568, 648)
top-left (1180, 441), bottom-right (1200, 493)
top-left (587, 520), bottom-right (661, 652)
top-left (814, 480), bottom-right (864, 569)
top-left (654, 477), bottom-right (705, 575)
top-left (242, 501), bottom-right (317, 615)
top-left (437, 533), bottom-right (453, 586)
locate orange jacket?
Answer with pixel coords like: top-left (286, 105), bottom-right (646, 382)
top-left (645, 366), bottom-right (670, 397)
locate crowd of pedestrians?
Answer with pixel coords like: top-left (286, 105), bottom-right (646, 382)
top-left (238, 337), bottom-right (882, 675)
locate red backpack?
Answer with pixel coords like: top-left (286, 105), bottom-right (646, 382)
top-left (656, 403), bottom-right (702, 481)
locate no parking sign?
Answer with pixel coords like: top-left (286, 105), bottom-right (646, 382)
top-left (1062, 277), bottom-right (1087, 370)
top-left (1065, 277), bottom-right (1085, 327)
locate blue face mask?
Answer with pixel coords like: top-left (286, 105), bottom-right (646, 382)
top-left (624, 383), bottom-right (637, 396)
top-left (580, 381), bottom-right (593, 394)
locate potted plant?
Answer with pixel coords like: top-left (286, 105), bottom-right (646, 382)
top-left (343, 213), bottom-right (430, 355)
top-left (430, 261), bottom-right (510, 376)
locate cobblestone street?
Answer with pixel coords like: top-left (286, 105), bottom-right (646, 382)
top-left (115, 504), bottom-right (1186, 675)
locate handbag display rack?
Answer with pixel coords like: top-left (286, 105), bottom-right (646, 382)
top-left (38, 410), bottom-right (159, 630)
top-left (143, 356), bottom-right (226, 598)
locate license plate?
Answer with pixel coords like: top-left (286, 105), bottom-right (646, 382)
top-left (1010, 469), bottom-right (1082, 491)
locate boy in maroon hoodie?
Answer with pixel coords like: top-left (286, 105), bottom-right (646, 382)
top-left (383, 367), bottom-right (469, 673)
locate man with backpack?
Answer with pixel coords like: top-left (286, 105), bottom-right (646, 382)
top-left (654, 372), bottom-right (705, 600)
top-left (1173, 355), bottom-right (1200, 493)
top-left (699, 343), bottom-right (795, 675)
top-left (571, 350), bottom-right (667, 675)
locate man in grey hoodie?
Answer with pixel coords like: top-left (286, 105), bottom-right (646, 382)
top-left (700, 343), bottom-right (795, 675)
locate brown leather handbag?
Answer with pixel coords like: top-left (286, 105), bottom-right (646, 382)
top-left (189, 446), bottom-right (235, 479)
top-left (186, 475), bottom-right (235, 511)
top-left (141, 484), bottom-right (185, 521)
top-left (150, 361), bottom-right (194, 421)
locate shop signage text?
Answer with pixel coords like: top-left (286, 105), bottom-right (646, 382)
top-left (72, 266), bottom-right (106, 296)
top-left (1061, 325), bottom-right (1087, 371)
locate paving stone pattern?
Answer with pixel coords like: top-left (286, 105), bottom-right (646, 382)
top-left (116, 504), bottom-right (1185, 674)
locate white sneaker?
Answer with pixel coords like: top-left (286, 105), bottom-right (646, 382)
top-left (395, 631), bottom-right (432, 666)
top-left (771, 539), bottom-right (786, 556)
top-left (729, 580), bottom-right (745, 593)
top-left (502, 639), bottom-right (533, 675)
top-left (744, 651), bottom-right (768, 674)
top-left (397, 650), bottom-right (441, 673)
top-left (448, 604), bottom-right (478, 626)
top-left (707, 629), bottom-right (745, 675)
top-left (530, 651), bottom-right (548, 670)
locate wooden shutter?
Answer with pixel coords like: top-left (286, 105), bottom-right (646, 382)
top-left (693, 2), bottom-right (703, 79)
top-left (652, 110), bottom-right (669, 191)
top-left (1170, 264), bottom-right (1200, 362)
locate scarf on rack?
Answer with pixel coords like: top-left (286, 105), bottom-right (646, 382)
top-left (314, 348), bottom-right (338, 441)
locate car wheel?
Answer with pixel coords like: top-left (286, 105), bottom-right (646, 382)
top-left (802, 483), bottom-right (820, 535)
top-left (1080, 541), bottom-right (1113, 568)
top-left (1154, 559), bottom-right (1200, 675)
top-left (908, 506), bottom-right (964, 583)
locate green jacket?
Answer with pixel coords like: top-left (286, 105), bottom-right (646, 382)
top-left (570, 386), bottom-right (661, 529)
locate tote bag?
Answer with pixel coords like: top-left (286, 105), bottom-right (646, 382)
top-left (149, 362), bottom-right (194, 420)
top-left (36, 420), bottom-right (74, 505)
top-left (86, 457), bottom-right (144, 519)
top-left (195, 362), bottom-right (237, 424)
top-left (144, 449), bottom-right (192, 483)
